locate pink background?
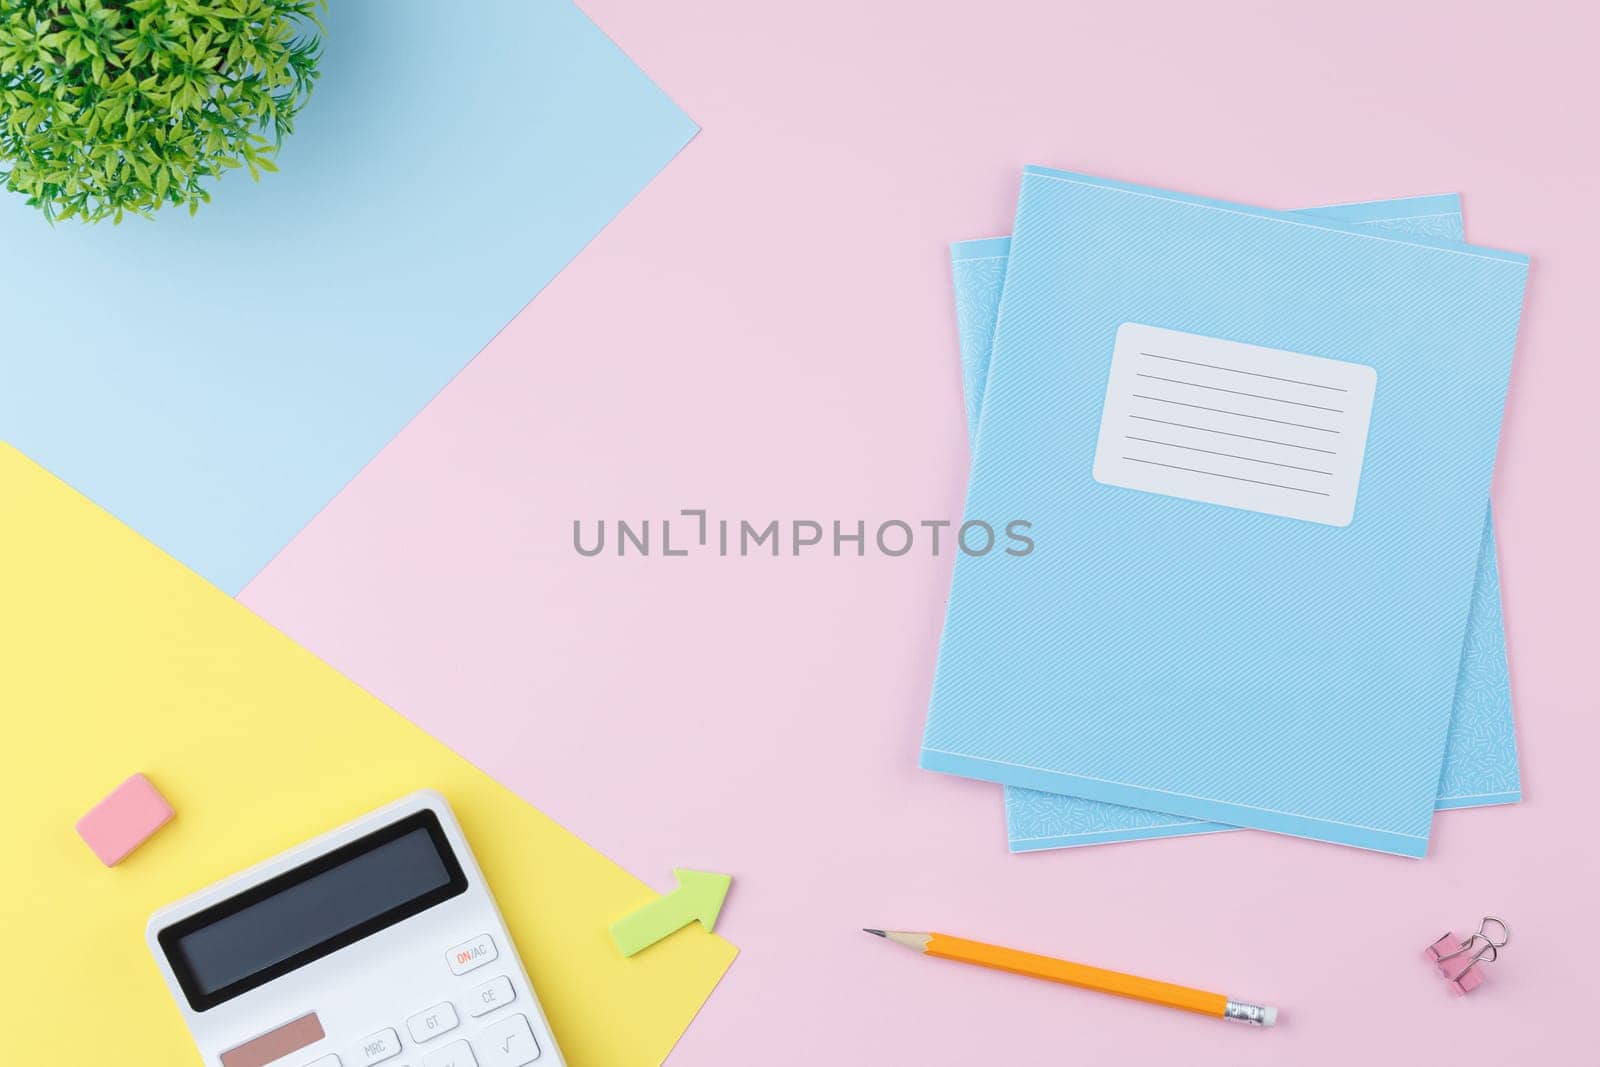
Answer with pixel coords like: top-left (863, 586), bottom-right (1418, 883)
top-left (242, 2), bottom-right (1600, 1062)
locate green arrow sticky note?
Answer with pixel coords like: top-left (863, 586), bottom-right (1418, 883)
top-left (610, 868), bottom-right (733, 957)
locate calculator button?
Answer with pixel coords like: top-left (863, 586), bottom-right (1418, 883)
top-left (422, 1039), bottom-right (478, 1067)
top-left (445, 934), bottom-right (498, 975)
top-left (478, 1014), bottom-right (540, 1066)
top-left (466, 975), bottom-right (516, 1017)
top-left (304, 1057), bottom-right (342, 1067)
top-left (353, 1027), bottom-right (402, 1065)
top-left (406, 1002), bottom-right (461, 1043)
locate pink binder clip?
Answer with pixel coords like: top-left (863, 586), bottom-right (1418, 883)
top-left (1425, 917), bottom-right (1508, 996)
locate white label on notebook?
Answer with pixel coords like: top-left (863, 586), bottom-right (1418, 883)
top-left (1093, 323), bottom-right (1376, 527)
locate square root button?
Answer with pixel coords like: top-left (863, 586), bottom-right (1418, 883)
top-left (479, 1014), bottom-right (540, 1066)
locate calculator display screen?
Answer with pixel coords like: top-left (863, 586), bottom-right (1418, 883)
top-left (159, 809), bottom-right (468, 1011)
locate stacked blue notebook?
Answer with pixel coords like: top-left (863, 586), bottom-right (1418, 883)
top-left (923, 172), bottom-right (1528, 857)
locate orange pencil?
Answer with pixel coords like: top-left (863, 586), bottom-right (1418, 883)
top-left (864, 929), bottom-right (1276, 1027)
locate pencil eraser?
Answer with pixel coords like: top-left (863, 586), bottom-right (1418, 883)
top-left (1263, 1006), bottom-right (1277, 1028)
top-left (75, 773), bottom-right (174, 866)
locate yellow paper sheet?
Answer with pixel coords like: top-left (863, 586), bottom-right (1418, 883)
top-left (0, 443), bottom-right (735, 1065)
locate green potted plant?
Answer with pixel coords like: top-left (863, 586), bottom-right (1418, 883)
top-left (0, 0), bottom-right (324, 223)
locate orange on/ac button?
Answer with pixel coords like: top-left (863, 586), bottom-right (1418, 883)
top-left (445, 933), bottom-right (498, 976)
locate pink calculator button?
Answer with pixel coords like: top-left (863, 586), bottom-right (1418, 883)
top-left (75, 773), bottom-right (174, 866)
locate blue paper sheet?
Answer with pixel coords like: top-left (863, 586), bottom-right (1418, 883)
top-left (0, 1), bottom-right (697, 593)
top-left (923, 170), bottom-right (1528, 855)
top-left (949, 195), bottom-right (1520, 852)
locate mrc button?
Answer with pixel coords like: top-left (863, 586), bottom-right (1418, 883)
top-left (446, 933), bottom-right (498, 975)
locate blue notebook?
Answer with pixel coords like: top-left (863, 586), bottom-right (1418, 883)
top-left (949, 195), bottom-right (1520, 852)
top-left (922, 169), bottom-right (1529, 855)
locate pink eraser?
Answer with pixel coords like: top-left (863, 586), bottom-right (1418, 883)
top-left (75, 774), bottom-right (174, 866)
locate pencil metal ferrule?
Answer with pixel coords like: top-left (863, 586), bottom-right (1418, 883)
top-left (1223, 1000), bottom-right (1275, 1027)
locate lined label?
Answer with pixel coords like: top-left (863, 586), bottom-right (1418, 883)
top-left (1093, 323), bottom-right (1376, 526)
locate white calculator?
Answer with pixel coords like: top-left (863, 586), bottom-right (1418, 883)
top-left (148, 791), bottom-right (566, 1067)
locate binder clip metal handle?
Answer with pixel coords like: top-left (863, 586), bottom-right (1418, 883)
top-left (1425, 917), bottom-right (1509, 996)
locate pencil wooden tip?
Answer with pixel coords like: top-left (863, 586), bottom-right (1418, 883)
top-left (862, 928), bottom-right (886, 937)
